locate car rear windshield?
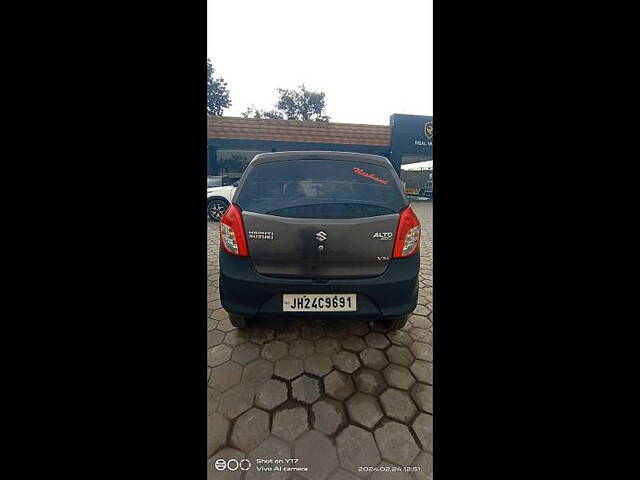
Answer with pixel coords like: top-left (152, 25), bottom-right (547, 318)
top-left (235, 159), bottom-right (405, 218)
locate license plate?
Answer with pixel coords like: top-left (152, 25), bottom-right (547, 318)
top-left (283, 294), bottom-right (357, 312)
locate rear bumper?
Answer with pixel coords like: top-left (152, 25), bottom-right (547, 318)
top-left (219, 250), bottom-right (419, 319)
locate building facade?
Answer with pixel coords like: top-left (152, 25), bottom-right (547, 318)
top-left (207, 113), bottom-right (432, 176)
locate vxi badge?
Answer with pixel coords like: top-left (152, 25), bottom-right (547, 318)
top-left (373, 232), bottom-right (393, 241)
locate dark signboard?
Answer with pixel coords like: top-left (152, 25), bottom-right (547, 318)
top-left (389, 113), bottom-right (433, 158)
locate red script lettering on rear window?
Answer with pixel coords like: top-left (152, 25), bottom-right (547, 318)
top-left (352, 167), bottom-right (389, 185)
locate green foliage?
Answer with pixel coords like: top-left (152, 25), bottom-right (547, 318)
top-left (242, 85), bottom-right (330, 122)
top-left (207, 59), bottom-right (231, 116)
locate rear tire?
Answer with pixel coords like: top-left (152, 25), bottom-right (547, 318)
top-left (207, 198), bottom-right (229, 221)
top-left (385, 314), bottom-right (409, 330)
top-left (228, 313), bottom-right (248, 329)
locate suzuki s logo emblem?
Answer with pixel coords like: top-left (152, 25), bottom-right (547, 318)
top-left (425, 121), bottom-right (433, 139)
top-left (316, 231), bottom-right (327, 242)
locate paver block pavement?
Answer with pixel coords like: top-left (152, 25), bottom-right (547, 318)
top-left (379, 388), bottom-right (418, 423)
top-left (230, 407), bottom-right (270, 453)
top-left (294, 430), bottom-right (339, 480)
top-left (207, 412), bottom-right (229, 457)
top-left (336, 425), bottom-right (381, 476)
top-left (255, 379), bottom-right (288, 410)
top-left (311, 398), bottom-right (346, 435)
top-left (304, 354), bottom-right (333, 376)
top-left (359, 348), bottom-right (389, 370)
top-left (374, 421), bottom-right (420, 466)
top-left (382, 364), bottom-right (416, 390)
top-left (242, 359), bottom-right (274, 388)
top-left (385, 345), bottom-right (414, 367)
top-left (272, 405), bottom-right (309, 442)
top-left (412, 413), bottom-right (433, 453)
top-left (209, 361), bottom-right (243, 392)
top-left (324, 370), bottom-right (355, 401)
top-left (332, 350), bottom-right (361, 374)
top-left (275, 356), bottom-right (304, 380)
top-left (410, 383), bottom-right (433, 414)
top-left (292, 375), bottom-right (321, 404)
top-left (353, 369), bottom-right (387, 396)
top-left (345, 392), bottom-right (383, 429)
top-left (246, 436), bottom-right (293, 480)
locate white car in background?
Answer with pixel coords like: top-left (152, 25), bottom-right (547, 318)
top-left (207, 181), bottom-right (238, 221)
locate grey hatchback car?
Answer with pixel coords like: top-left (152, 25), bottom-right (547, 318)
top-left (219, 151), bottom-right (421, 329)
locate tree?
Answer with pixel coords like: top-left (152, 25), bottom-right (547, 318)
top-left (207, 59), bottom-right (231, 116)
top-left (242, 85), bottom-right (330, 122)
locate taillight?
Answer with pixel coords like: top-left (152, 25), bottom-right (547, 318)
top-left (392, 206), bottom-right (421, 258)
top-left (219, 204), bottom-right (248, 256)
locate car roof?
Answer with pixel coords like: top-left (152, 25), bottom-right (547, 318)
top-left (249, 151), bottom-right (392, 168)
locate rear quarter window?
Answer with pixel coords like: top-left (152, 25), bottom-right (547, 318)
top-left (235, 159), bottom-right (405, 219)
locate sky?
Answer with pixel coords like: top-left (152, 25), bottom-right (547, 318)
top-left (208, 0), bottom-right (432, 126)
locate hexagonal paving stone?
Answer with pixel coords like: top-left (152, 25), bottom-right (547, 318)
top-left (272, 405), bottom-right (309, 442)
top-left (382, 364), bottom-right (416, 390)
top-left (332, 350), bottom-right (361, 374)
top-left (325, 323), bottom-right (349, 339)
top-left (261, 340), bottom-right (288, 361)
top-left (290, 338), bottom-right (316, 358)
top-left (207, 344), bottom-right (232, 368)
top-left (246, 436), bottom-right (292, 480)
top-left (409, 360), bottom-right (432, 385)
top-left (255, 379), bottom-right (288, 411)
top-left (275, 325), bottom-right (300, 342)
top-left (364, 332), bottom-right (390, 349)
top-left (209, 361), bottom-right (243, 392)
top-left (379, 388), bottom-right (418, 423)
top-left (275, 356), bottom-right (304, 380)
top-left (345, 393), bottom-right (383, 429)
top-left (250, 328), bottom-right (275, 345)
top-left (324, 371), bottom-right (355, 401)
top-left (409, 341), bottom-right (432, 362)
top-left (219, 384), bottom-right (256, 419)
top-left (294, 430), bottom-right (338, 480)
top-left (410, 383), bottom-right (432, 413)
top-left (387, 329), bottom-right (414, 346)
top-left (311, 398), bottom-right (346, 435)
top-left (359, 348), bottom-right (389, 370)
top-left (353, 368), bottom-right (387, 396)
top-left (207, 412), bottom-right (229, 457)
top-left (207, 387), bottom-right (221, 414)
top-left (223, 329), bottom-right (251, 346)
top-left (413, 451), bottom-right (433, 480)
top-left (207, 329), bottom-right (224, 349)
top-left (231, 342), bottom-right (261, 365)
top-left (207, 447), bottom-right (245, 480)
top-left (242, 359), bottom-right (274, 388)
top-left (304, 354), bottom-right (333, 376)
top-left (340, 335), bottom-right (366, 353)
top-left (413, 304), bottom-right (431, 317)
top-left (412, 413), bottom-right (432, 452)
top-left (374, 421), bottom-right (419, 466)
top-left (385, 345), bottom-right (414, 366)
top-left (301, 325), bottom-right (325, 340)
top-left (216, 316), bottom-right (236, 333)
top-left (230, 407), bottom-right (270, 453)
top-left (348, 322), bottom-right (370, 336)
top-left (292, 375), bottom-right (321, 404)
top-left (410, 327), bottom-right (432, 344)
top-left (315, 337), bottom-right (341, 356)
top-left (336, 425), bottom-right (381, 475)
